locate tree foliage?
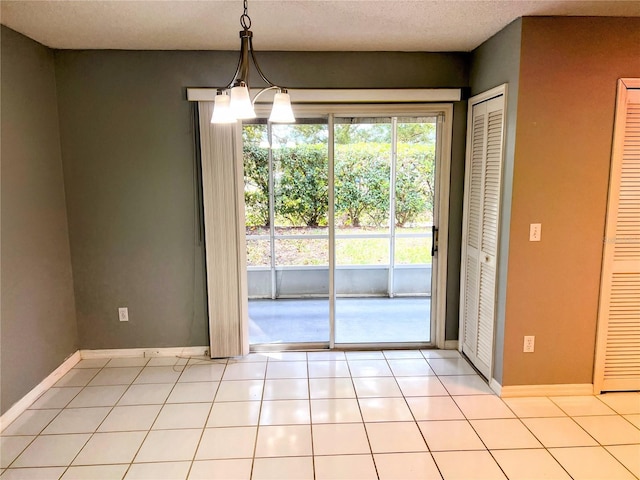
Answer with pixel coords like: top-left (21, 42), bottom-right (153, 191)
top-left (242, 123), bottom-right (435, 229)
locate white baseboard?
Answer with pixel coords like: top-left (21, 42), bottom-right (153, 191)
top-left (499, 383), bottom-right (594, 398)
top-left (80, 346), bottom-right (210, 359)
top-left (443, 340), bottom-right (459, 350)
top-left (0, 351), bottom-right (81, 433)
top-left (489, 378), bottom-right (502, 396)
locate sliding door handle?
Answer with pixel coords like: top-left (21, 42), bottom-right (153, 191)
top-left (431, 225), bottom-right (439, 257)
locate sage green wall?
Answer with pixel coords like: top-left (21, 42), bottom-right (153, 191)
top-left (54, 50), bottom-right (469, 349)
top-left (1, 26), bottom-right (78, 414)
top-left (469, 19), bottom-right (522, 383)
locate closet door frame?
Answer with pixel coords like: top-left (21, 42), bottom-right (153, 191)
top-left (459, 84), bottom-right (508, 380)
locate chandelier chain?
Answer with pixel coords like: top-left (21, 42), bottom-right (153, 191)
top-left (240, 0), bottom-right (251, 30)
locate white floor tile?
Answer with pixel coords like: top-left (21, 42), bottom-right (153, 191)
top-left (146, 357), bottom-right (189, 367)
top-left (265, 361), bottom-right (308, 379)
top-left (353, 377), bottom-right (402, 398)
top-left (426, 358), bottom-right (476, 375)
top-left (573, 415), bottom-right (640, 445)
top-left (263, 379), bottom-right (309, 400)
top-left (1, 410), bottom-right (60, 436)
top-left (522, 417), bottom-right (599, 447)
top-left (549, 446), bottom-right (636, 479)
top-left (106, 357), bottom-right (149, 368)
top-left (491, 448), bottom-right (571, 480)
top-left (215, 380), bottom-right (264, 402)
top-left (67, 385), bottom-right (128, 407)
top-left (152, 403), bottom-right (211, 430)
top-left (396, 376), bottom-right (448, 397)
top-left (307, 351), bottom-right (346, 361)
top-left (433, 450), bottom-right (507, 479)
top-left (405, 396), bottom-right (464, 421)
top-left (254, 425), bottom-right (312, 457)
top-left (470, 419), bottom-right (542, 449)
top-left (597, 393), bottom-right (640, 415)
top-left (98, 404), bottom-right (162, 432)
top-left (624, 414), bottom-right (640, 429)
top-left (207, 402), bottom-right (260, 427)
top-left (348, 360), bottom-right (393, 377)
top-left (388, 359), bottom-right (435, 377)
top-left (124, 461), bottom-right (191, 480)
top-left (439, 375), bottom-right (494, 396)
top-left (259, 400), bottom-right (310, 425)
top-left (453, 395), bottom-right (516, 419)
top-left (167, 382), bottom-right (219, 403)
top-left (418, 420), bottom-right (485, 451)
top-left (29, 388), bottom-right (82, 410)
top-left (73, 431), bottom-right (146, 465)
top-left (307, 361), bottom-right (350, 378)
top-left (178, 364), bottom-right (225, 383)
top-left (504, 396), bottom-right (567, 417)
top-left (383, 350), bottom-right (424, 359)
top-left (374, 452), bottom-right (442, 480)
top-left (309, 378), bottom-right (356, 399)
top-left (313, 423), bottom-right (370, 456)
top-left (345, 351), bottom-right (385, 360)
top-left (358, 397), bottom-right (413, 422)
top-left (188, 459), bottom-right (252, 480)
top-left (54, 369), bottom-right (100, 387)
top-left (133, 366), bottom-right (182, 385)
top-left (61, 464), bottom-right (128, 479)
top-left (42, 407), bottom-right (110, 434)
top-left (195, 427), bottom-right (256, 460)
top-left (134, 429), bottom-right (202, 462)
top-left (366, 422), bottom-right (427, 453)
top-left (89, 367), bottom-right (142, 386)
top-left (228, 353), bottom-right (269, 363)
top-left (311, 399), bottom-right (362, 423)
top-left (314, 454), bottom-right (377, 480)
top-left (74, 358), bottom-right (110, 369)
top-left (606, 444), bottom-right (640, 478)
top-left (12, 434), bottom-right (90, 467)
top-left (0, 436), bottom-right (34, 468)
top-left (550, 395), bottom-right (617, 416)
top-left (252, 456), bottom-right (314, 480)
top-left (0, 467), bottom-right (66, 479)
top-left (264, 352), bottom-right (308, 362)
top-left (421, 349), bottom-right (461, 359)
top-left (117, 383), bottom-right (173, 405)
top-left (222, 362), bottom-right (266, 381)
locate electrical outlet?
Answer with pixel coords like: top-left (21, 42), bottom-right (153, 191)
top-left (118, 307), bottom-right (129, 322)
top-left (529, 223), bottom-right (541, 242)
top-left (523, 335), bottom-right (535, 353)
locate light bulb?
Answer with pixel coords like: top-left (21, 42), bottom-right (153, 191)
top-left (269, 90), bottom-right (296, 123)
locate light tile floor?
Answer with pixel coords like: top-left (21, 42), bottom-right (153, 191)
top-left (1, 350), bottom-right (639, 479)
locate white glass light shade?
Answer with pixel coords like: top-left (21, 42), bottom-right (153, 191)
top-left (268, 91), bottom-right (296, 123)
top-left (230, 85), bottom-right (256, 119)
top-left (211, 93), bottom-right (237, 124)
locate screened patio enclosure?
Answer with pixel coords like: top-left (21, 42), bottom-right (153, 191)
top-left (243, 108), bottom-right (445, 347)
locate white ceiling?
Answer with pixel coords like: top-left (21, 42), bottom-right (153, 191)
top-left (1, 0), bottom-right (639, 52)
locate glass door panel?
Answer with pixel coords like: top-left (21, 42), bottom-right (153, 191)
top-left (334, 116), bottom-right (435, 345)
top-left (244, 120), bottom-right (330, 345)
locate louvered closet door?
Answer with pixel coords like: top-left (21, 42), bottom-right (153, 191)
top-left (594, 81), bottom-right (640, 393)
top-left (461, 92), bottom-right (505, 379)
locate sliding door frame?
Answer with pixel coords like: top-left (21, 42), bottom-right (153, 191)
top-left (247, 103), bottom-right (453, 350)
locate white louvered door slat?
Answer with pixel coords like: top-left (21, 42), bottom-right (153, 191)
top-left (594, 81), bottom-right (640, 393)
top-left (461, 89), bottom-right (506, 379)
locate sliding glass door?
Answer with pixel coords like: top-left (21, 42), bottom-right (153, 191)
top-left (243, 108), bottom-right (445, 349)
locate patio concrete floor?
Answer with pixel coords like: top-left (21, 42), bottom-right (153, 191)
top-left (248, 297), bottom-right (431, 345)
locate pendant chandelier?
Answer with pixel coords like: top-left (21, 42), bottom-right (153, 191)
top-left (211, 0), bottom-right (296, 124)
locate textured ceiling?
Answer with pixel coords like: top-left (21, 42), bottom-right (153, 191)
top-left (1, 0), bottom-right (639, 52)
